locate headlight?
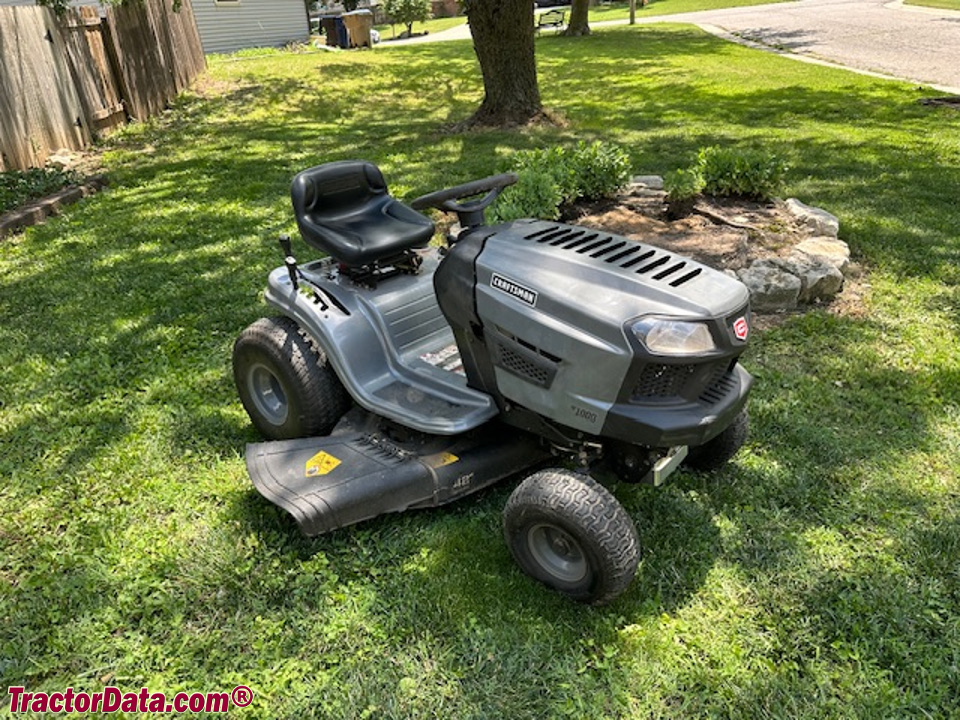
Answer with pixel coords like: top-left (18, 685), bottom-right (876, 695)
top-left (631, 318), bottom-right (717, 356)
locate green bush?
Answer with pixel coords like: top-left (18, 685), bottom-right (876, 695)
top-left (663, 167), bottom-right (705, 219)
top-left (511, 146), bottom-right (579, 205)
top-left (664, 167), bottom-right (705, 201)
top-left (489, 169), bottom-right (563, 223)
top-left (696, 145), bottom-right (787, 200)
top-left (493, 140), bottom-right (632, 221)
top-left (568, 140), bottom-right (632, 201)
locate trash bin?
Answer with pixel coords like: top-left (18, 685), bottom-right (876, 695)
top-left (320, 16), bottom-right (339, 46)
top-left (341, 9), bottom-right (374, 48)
top-left (335, 16), bottom-right (349, 48)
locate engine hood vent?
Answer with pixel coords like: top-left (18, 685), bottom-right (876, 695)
top-left (523, 224), bottom-right (703, 288)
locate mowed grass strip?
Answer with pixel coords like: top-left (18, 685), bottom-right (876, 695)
top-left (903, 0), bottom-right (960, 10)
top-left (588, 0), bottom-right (796, 22)
top-left (1, 25), bottom-right (958, 719)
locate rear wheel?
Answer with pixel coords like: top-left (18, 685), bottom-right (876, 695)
top-left (233, 317), bottom-right (350, 440)
top-left (684, 408), bottom-right (749, 471)
top-left (503, 469), bottom-right (640, 605)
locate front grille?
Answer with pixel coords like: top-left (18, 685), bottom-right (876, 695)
top-left (632, 360), bottom-right (738, 404)
top-left (699, 367), bottom-right (738, 405)
top-left (523, 224), bottom-right (703, 288)
top-left (633, 364), bottom-right (699, 399)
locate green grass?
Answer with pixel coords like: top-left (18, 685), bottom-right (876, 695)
top-left (374, 14), bottom-right (467, 39)
top-left (904, 0), bottom-right (960, 9)
top-left (0, 166), bottom-right (82, 215)
top-left (588, 0), bottom-right (796, 22)
top-left (2, 25), bottom-right (959, 719)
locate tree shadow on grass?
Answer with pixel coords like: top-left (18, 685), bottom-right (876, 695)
top-left (3, 29), bottom-right (959, 712)
top-left (201, 303), bottom-right (958, 714)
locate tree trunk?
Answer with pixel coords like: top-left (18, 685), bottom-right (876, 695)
top-left (464, 0), bottom-right (542, 127)
top-left (564, 0), bottom-right (590, 37)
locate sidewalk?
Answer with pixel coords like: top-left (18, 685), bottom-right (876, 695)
top-left (386, 0), bottom-right (960, 94)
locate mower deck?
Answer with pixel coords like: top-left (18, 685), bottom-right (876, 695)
top-left (246, 409), bottom-right (552, 536)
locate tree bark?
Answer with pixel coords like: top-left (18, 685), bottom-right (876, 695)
top-left (564, 0), bottom-right (591, 37)
top-left (464, 0), bottom-right (543, 127)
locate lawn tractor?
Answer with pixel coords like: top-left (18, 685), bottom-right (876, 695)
top-left (233, 161), bottom-right (752, 604)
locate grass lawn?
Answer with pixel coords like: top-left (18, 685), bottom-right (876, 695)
top-left (374, 14), bottom-right (467, 40)
top-left (2, 25), bottom-right (959, 719)
top-left (374, 0), bottom-right (800, 41)
top-left (376, 0), bottom-right (797, 38)
top-left (903, 0), bottom-right (960, 9)
top-left (589, 0), bottom-right (796, 21)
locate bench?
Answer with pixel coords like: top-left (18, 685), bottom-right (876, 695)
top-left (535, 10), bottom-right (565, 35)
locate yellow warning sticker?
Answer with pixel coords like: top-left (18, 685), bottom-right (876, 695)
top-left (305, 451), bottom-right (341, 477)
top-left (426, 452), bottom-right (459, 469)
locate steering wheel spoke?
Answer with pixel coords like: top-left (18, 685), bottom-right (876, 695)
top-left (411, 172), bottom-right (518, 228)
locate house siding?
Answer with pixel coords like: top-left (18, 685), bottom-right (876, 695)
top-left (191, 0), bottom-right (308, 54)
top-left (0, 0), bottom-right (308, 55)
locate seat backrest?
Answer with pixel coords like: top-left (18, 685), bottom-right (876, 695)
top-left (292, 160), bottom-right (388, 222)
top-left (290, 161), bottom-right (435, 267)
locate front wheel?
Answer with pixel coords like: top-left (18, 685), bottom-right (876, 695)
top-left (233, 316), bottom-right (350, 440)
top-left (684, 408), bottom-right (749, 471)
top-left (503, 469), bottom-right (640, 605)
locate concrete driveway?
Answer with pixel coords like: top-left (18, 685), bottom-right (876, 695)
top-left (640, 0), bottom-right (960, 93)
top-left (393, 0), bottom-right (960, 93)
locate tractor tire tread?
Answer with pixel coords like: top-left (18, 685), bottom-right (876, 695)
top-left (504, 469), bottom-right (639, 605)
top-left (233, 316), bottom-right (350, 439)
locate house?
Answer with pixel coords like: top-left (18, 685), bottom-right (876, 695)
top-left (191, 0), bottom-right (308, 54)
top-left (0, 0), bottom-right (309, 54)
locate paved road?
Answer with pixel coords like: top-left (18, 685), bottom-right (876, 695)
top-left (392, 0), bottom-right (960, 93)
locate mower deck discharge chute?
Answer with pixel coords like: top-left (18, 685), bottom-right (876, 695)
top-left (235, 160), bottom-right (753, 604)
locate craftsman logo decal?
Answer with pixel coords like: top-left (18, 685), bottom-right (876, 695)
top-left (733, 316), bottom-right (749, 341)
top-left (491, 274), bottom-right (538, 307)
top-left (305, 451), bottom-right (341, 477)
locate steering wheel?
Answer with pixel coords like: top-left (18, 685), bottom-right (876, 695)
top-left (411, 172), bottom-right (518, 228)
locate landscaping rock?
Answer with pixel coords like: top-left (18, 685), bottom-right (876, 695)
top-left (580, 186), bottom-right (855, 315)
top-left (792, 236), bottom-right (851, 274)
top-left (630, 175), bottom-right (664, 190)
top-left (738, 260), bottom-right (802, 311)
top-left (785, 198), bottom-right (840, 238)
top-left (773, 255), bottom-right (844, 303)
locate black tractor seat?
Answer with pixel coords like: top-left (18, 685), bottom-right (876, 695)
top-left (291, 161), bottom-right (435, 268)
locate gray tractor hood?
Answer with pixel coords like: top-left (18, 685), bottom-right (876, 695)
top-left (443, 219), bottom-right (752, 445)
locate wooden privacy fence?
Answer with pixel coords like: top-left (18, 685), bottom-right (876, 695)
top-left (0, 0), bottom-right (205, 171)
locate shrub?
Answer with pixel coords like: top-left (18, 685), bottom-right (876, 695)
top-left (664, 167), bottom-right (705, 201)
top-left (489, 169), bottom-right (563, 223)
top-left (492, 140), bottom-right (632, 221)
top-left (511, 146), bottom-right (579, 205)
top-left (663, 167), bottom-right (704, 220)
top-left (568, 140), bottom-right (632, 201)
top-left (696, 145), bottom-right (787, 200)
